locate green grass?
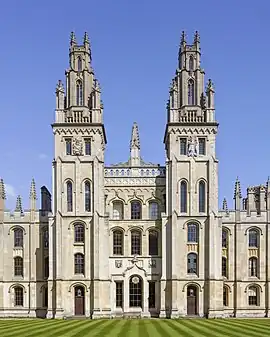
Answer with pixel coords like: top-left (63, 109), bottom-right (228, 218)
top-left (0, 318), bottom-right (270, 336)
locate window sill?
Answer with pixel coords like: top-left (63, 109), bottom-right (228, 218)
top-left (74, 242), bottom-right (85, 246)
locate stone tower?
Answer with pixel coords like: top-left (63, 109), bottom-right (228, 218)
top-left (49, 32), bottom-right (109, 318)
top-left (163, 31), bottom-right (223, 317)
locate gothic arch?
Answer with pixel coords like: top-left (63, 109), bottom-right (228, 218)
top-left (8, 225), bottom-right (26, 236)
top-left (68, 282), bottom-right (89, 293)
top-left (182, 282), bottom-right (203, 292)
top-left (80, 178), bottom-right (92, 193)
top-left (223, 283), bottom-right (232, 293)
top-left (8, 283), bottom-right (27, 293)
top-left (182, 219), bottom-right (202, 230)
top-left (244, 226), bottom-right (263, 236)
top-left (195, 178), bottom-right (207, 193)
top-left (68, 220), bottom-right (88, 230)
top-left (222, 226), bottom-right (232, 236)
top-left (40, 284), bottom-right (48, 293)
top-left (176, 178), bottom-right (189, 193)
top-left (244, 283), bottom-right (263, 293)
top-left (109, 196), bottom-right (127, 206)
top-left (110, 226), bottom-right (125, 236)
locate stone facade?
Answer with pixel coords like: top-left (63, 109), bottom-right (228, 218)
top-left (0, 31), bottom-right (269, 318)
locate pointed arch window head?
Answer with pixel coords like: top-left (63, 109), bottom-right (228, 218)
top-left (189, 56), bottom-right (194, 71)
top-left (180, 180), bottom-right (187, 213)
top-left (188, 79), bottom-right (195, 105)
top-left (187, 223), bottom-right (198, 243)
top-left (198, 180), bottom-right (206, 213)
top-left (84, 181), bottom-right (91, 212)
top-left (187, 252), bottom-right (197, 274)
top-left (249, 229), bottom-right (259, 247)
top-left (77, 56), bottom-right (82, 72)
top-left (76, 80), bottom-right (83, 106)
top-left (67, 181), bottom-right (73, 212)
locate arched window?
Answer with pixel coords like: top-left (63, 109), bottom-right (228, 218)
top-left (249, 229), bottom-right (259, 247)
top-left (129, 275), bottom-right (142, 307)
top-left (14, 228), bottom-right (23, 247)
top-left (74, 253), bottom-right (84, 274)
top-left (187, 223), bottom-right (198, 243)
top-left (113, 201), bottom-right (124, 220)
top-left (14, 257), bottom-right (23, 276)
top-left (187, 253), bottom-right (197, 274)
top-left (131, 201), bottom-right (141, 220)
top-left (189, 56), bottom-right (194, 71)
top-left (131, 230), bottom-right (142, 255)
top-left (180, 180), bottom-right (187, 213)
top-left (222, 257), bottom-right (228, 277)
top-left (223, 286), bottom-right (229, 306)
top-left (149, 230), bottom-right (158, 255)
top-left (113, 230), bottom-right (123, 255)
top-left (222, 228), bottom-right (228, 248)
top-left (78, 56), bottom-right (82, 72)
top-left (188, 79), bottom-right (195, 105)
top-left (149, 202), bottom-right (159, 220)
top-left (249, 257), bottom-right (258, 277)
top-left (14, 286), bottom-right (23, 306)
top-left (198, 180), bottom-right (206, 213)
top-left (44, 256), bottom-right (49, 279)
top-left (76, 81), bottom-right (83, 106)
top-left (248, 286), bottom-right (259, 306)
top-left (85, 181), bottom-right (91, 212)
top-left (67, 181), bottom-right (73, 212)
top-left (74, 224), bottom-right (85, 243)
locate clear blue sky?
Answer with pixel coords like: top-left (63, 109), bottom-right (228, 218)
top-left (1, 0), bottom-right (269, 210)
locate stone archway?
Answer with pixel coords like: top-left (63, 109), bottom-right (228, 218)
top-left (187, 284), bottom-right (198, 316)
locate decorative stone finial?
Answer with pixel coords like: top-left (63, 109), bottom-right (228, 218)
top-left (15, 195), bottom-right (23, 214)
top-left (70, 31), bottom-right (76, 45)
top-left (84, 32), bottom-right (89, 44)
top-left (181, 31), bottom-right (186, 45)
top-left (56, 80), bottom-right (64, 93)
top-left (29, 179), bottom-right (37, 200)
top-left (194, 31), bottom-right (200, 43)
top-left (206, 79), bottom-right (214, 92)
top-left (130, 122), bottom-right (140, 151)
top-left (0, 179), bottom-right (6, 200)
top-left (222, 198), bottom-right (228, 213)
top-left (234, 177), bottom-right (242, 199)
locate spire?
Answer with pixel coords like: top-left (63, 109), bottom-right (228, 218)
top-left (70, 31), bottom-right (76, 46)
top-left (15, 195), bottom-right (23, 214)
top-left (193, 31), bottom-right (200, 44)
top-left (0, 179), bottom-right (6, 200)
top-left (130, 122), bottom-right (141, 167)
top-left (29, 178), bottom-right (37, 200)
top-left (180, 31), bottom-right (186, 46)
top-left (84, 32), bottom-right (89, 44)
top-left (222, 198), bottom-right (229, 214)
top-left (234, 177), bottom-right (242, 199)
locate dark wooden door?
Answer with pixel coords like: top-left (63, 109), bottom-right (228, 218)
top-left (187, 286), bottom-right (197, 315)
top-left (74, 286), bottom-right (85, 316)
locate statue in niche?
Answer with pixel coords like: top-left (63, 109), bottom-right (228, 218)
top-left (187, 136), bottom-right (198, 157)
top-left (73, 138), bottom-right (83, 156)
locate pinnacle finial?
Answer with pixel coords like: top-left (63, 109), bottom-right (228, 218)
top-left (130, 122), bottom-right (140, 151)
top-left (70, 31), bottom-right (76, 45)
top-left (0, 179), bottom-right (6, 200)
top-left (56, 80), bottom-right (64, 92)
top-left (222, 198), bottom-right (228, 213)
top-left (84, 32), bottom-right (89, 44)
top-left (194, 30), bottom-right (200, 44)
top-left (234, 177), bottom-right (242, 199)
top-left (15, 195), bottom-right (23, 214)
top-left (29, 178), bottom-right (37, 200)
top-left (181, 31), bottom-right (186, 45)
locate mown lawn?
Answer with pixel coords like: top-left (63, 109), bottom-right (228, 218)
top-left (0, 318), bottom-right (270, 337)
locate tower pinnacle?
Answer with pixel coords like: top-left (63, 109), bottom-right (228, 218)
top-left (15, 195), bottom-right (23, 214)
top-left (0, 178), bottom-right (6, 200)
top-left (130, 122), bottom-right (140, 167)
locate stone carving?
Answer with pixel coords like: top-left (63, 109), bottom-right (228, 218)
top-left (187, 136), bottom-right (198, 157)
top-left (148, 259), bottom-right (156, 268)
top-left (115, 260), bottom-right (122, 268)
top-left (73, 138), bottom-right (83, 156)
top-left (132, 276), bottom-right (140, 284)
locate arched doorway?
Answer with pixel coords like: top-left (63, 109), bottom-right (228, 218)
top-left (74, 286), bottom-right (85, 316)
top-left (129, 275), bottom-right (143, 308)
top-left (187, 285), bottom-right (198, 315)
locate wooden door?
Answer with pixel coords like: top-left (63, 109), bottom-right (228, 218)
top-left (187, 286), bottom-right (197, 315)
top-left (74, 286), bottom-right (85, 316)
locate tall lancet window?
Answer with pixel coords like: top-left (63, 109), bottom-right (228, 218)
top-left (180, 180), bottom-right (187, 213)
top-left (189, 56), bottom-right (194, 71)
top-left (198, 180), bottom-right (206, 213)
top-left (78, 56), bottom-right (82, 72)
top-left (76, 81), bottom-right (83, 106)
top-left (67, 181), bottom-right (73, 212)
top-left (85, 181), bottom-right (91, 212)
top-left (188, 79), bottom-right (195, 105)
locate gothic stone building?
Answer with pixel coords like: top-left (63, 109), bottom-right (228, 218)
top-left (0, 31), bottom-right (269, 319)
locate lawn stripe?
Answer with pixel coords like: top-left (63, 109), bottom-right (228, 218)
top-left (0, 319), bottom-right (62, 336)
top-left (232, 320), bottom-right (270, 332)
top-left (63, 319), bottom-right (110, 337)
top-left (116, 320), bottom-right (133, 337)
top-left (205, 319), bottom-right (265, 337)
top-left (179, 319), bottom-right (234, 337)
top-left (152, 319), bottom-right (183, 336)
top-left (90, 319), bottom-right (121, 337)
top-left (211, 319), bottom-right (270, 336)
top-left (192, 319), bottom-right (245, 337)
top-left (168, 319), bottom-right (209, 337)
top-left (138, 319), bottom-right (151, 337)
